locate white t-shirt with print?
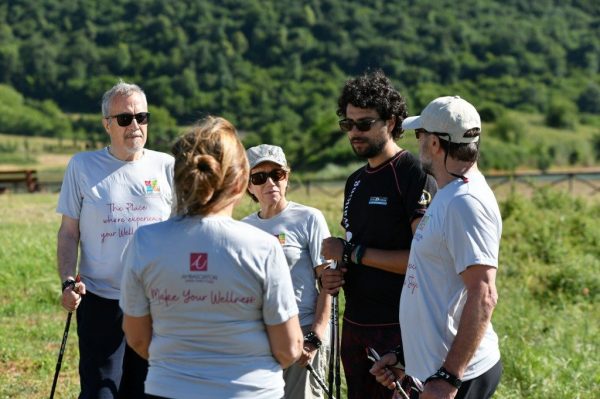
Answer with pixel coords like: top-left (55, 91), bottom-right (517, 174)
top-left (400, 172), bottom-right (502, 382)
top-left (120, 215), bottom-right (299, 399)
top-left (57, 148), bottom-right (174, 299)
top-left (242, 201), bottom-right (330, 328)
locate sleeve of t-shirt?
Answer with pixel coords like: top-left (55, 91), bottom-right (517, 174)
top-left (56, 156), bottom-right (83, 219)
top-left (262, 244), bottom-right (299, 325)
top-left (402, 159), bottom-right (438, 223)
top-left (308, 210), bottom-right (331, 268)
top-left (165, 156), bottom-right (177, 217)
top-left (445, 195), bottom-right (500, 274)
top-left (119, 232), bottom-right (151, 317)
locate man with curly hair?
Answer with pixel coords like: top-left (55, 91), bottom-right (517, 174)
top-left (321, 70), bottom-right (437, 398)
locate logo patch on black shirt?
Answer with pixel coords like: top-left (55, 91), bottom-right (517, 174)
top-left (368, 196), bottom-right (388, 206)
top-left (418, 190), bottom-right (432, 206)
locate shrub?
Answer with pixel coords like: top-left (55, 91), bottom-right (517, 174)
top-left (489, 115), bottom-right (521, 143)
top-left (545, 98), bottom-right (578, 129)
top-left (478, 101), bottom-right (506, 123)
top-left (577, 83), bottom-right (600, 114)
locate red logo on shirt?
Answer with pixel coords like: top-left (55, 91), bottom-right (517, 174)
top-left (190, 253), bottom-right (208, 271)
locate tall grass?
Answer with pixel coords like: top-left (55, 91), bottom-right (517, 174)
top-left (494, 188), bottom-right (599, 398)
top-left (0, 188), bottom-right (598, 398)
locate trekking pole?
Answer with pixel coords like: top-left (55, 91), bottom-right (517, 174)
top-left (326, 260), bottom-right (341, 399)
top-left (327, 295), bottom-right (336, 399)
top-left (50, 275), bottom-right (80, 399)
top-left (306, 364), bottom-right (335, 399)
top-left (367, 347), bottom-right (409, 399)
top-left (333, 293), bottom-right (341, 399)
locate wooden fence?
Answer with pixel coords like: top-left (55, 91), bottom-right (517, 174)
top-left (7, 170), bottom-right (600, 197)
top-left (288, 170), bottom-right (600, 198)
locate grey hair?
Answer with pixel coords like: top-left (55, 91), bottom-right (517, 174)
top-left (101, 80), bottom-right (147, 117)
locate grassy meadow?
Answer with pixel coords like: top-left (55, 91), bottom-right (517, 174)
top-left (1, 186), bottom-right (599, 398)
top-left (1, 116), bottom-right (599, 398)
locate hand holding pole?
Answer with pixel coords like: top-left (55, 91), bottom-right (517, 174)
top-left (50, 274), bottom-right (80, 399)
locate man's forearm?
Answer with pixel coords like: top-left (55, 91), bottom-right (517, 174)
top-left (359, 247), bottom-right (410, 274)
top-left (351, 215), bottom-right (421, 275)
top-left (311, 289), bottom-right (331, 339)
top-left (57, 230), bottom-right (79, 281)
top-left (443, 283), bottom-right (497, 377)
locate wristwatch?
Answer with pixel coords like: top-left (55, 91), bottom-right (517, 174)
top-left (62, 278), bottom-right (76, 292)
top-left (425, 367), bottom-right (463, 389)
top-left (303, 331), bottom-right (322, 349)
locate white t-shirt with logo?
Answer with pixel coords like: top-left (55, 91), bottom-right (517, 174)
top-left (242, 201), bottom-right (330, 328)
top-left (57, 148), bottom-right (174, 299)
top-left (120, 215), bottom-right (299, 399)
top-left (400, 172), bottom-right (502, 382)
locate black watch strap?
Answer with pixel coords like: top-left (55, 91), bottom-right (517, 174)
top-left (337, 238), bottom-right (356, 265)
top-left (303, 331), bottom-right (322, 348)
top-left (425, 367), bottom-right (462, 389)
top-left (62, 278), bottom-right (76, 292)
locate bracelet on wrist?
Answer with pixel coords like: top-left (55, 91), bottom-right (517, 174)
top-left (62, 278), bottom-right (76, 292)
top-left (303, 331), bottom-right (322, 348)
top-left (353, 245), bottom-right (366, 265)
top-left (425, 366), bottom-right (462, 389)
top-left (338, 238), bottom-right (356, 265)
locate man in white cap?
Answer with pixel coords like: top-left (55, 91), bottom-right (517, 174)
top-left (370, 96), bottom-right (503, 399)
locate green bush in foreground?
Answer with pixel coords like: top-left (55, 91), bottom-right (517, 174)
top-left (0, 189), bottom-right (598, 398)
top-left (495, 188), bottom-right (599, 398)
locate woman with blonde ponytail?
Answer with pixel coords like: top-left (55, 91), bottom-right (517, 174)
top-left (120, 116), bottom-right (303, 399)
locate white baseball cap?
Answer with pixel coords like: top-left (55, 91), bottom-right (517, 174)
top-left (402, 96), bottom-right (481, 143)
top-left (246, 144), bottom-right (288, 169)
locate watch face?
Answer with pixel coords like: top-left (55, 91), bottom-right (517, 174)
top-left (62, 279), bottom-right (76, 291)
top-left (304, 332), bottom-right (322, 348)
top-left (426, 368), bottom-right (462, 389)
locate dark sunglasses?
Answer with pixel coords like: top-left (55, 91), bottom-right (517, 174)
top-left (108, 112), bottom-right (150, 127)
top-left (339, 118), bottom-right (382, 132)
top-left (415, 129), bottom-right (428, 139)
top-left (249, 169), bottom-right (287, 185)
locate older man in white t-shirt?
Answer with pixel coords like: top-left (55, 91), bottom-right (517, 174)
top-left (57, 81), bottom-right (173, 398)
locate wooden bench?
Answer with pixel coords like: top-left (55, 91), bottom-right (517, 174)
top-left (0, 170), bottom-right (40, 193)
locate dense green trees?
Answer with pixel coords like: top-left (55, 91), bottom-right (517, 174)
top-left (0, 0), bottom-right (598, 170)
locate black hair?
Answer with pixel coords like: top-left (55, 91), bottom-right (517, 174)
top-left (337, 69), bottom-right (408, 140)
top-left (437, 128), bottom-right (481, 163)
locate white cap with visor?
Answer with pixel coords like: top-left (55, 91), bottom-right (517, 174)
top-left (402, 96), bottom-right (481, 143)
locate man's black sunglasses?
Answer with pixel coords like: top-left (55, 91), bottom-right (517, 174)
top-left (339, 118), bottom-right (382, 132)
top-left (249, 169), bottom-right (287, 185)
top-left (415, 129), bottom-right (429, 139)
top-left (108, 112), bottom-right (150, 127)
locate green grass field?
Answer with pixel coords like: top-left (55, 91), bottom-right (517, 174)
top-left (1, 187), bottom-right (598, 398)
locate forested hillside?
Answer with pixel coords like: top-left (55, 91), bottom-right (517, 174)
top-left (0, 0), bottom-right (599, 171)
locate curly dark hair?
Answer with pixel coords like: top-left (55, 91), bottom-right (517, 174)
top-left (337, 69), bottom-right (408, 140)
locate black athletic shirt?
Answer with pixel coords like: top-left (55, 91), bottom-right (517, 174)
top-left (341, 150), bottom-right (437, 325)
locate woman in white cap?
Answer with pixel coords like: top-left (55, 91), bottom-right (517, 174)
top-left (242, 144), bottom-right (332, 399)
top-left (120, 118), bottom-right (303, 399)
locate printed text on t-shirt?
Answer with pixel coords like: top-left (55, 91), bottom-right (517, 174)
top-left (100, 201), bottom-right (164, 243)
top-left (150, 287), bottom-right (256, 306)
